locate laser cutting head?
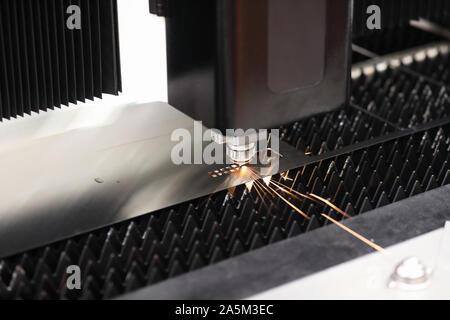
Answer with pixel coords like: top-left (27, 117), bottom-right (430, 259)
top-left (154, 0), bottom-right (352, 134)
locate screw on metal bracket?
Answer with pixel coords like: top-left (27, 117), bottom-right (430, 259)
top-left (388, 257), bottom-right (432, 290)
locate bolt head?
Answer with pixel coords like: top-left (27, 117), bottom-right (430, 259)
top-left (388, 257), bottom-right (432, 290)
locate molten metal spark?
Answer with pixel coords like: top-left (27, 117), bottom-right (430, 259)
top-left (290, 170), bottom-right (300, 192)
top-left (271, 180), bottom-right (351, 219)
top-left (265, 148), bottom-right (284, 158)
top-left (309, 194), bottom-right (352, 219)
top-left (263, 176), bottom-right (272, 186)
top-left (271, 188), bottom-right (311, 220)
top-left (247, 167), bottom-right (309, 219)
top-left (270, 180), bottom-right (321, 205)
top-left (246, 170), bottom-right (276, 199)
top-left (269, 181), bottom-right (306, 203)
top-left (253, 180), bottom-right (278, 209)
top-left (243, 167), bottom-right (381, 251)
top-left (321, 214), bottom-right (384, 252)
top-left (252, 180), bottom-right (271, 211)
top-left (260, 181), bottom-right (310, 220)
top-left (281, 171), bottom-right (293, 181)
top-left (227, 187), bottom-right (236, 196)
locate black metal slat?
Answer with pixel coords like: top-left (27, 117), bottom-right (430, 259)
top-left (72, 0), bottom-right (85, 103)
top-left (0, 0), bottom-right (121, 119)
top-left (47, 0), bottom-right (61, 109)
top-left (33, 0), bottom-right (49, 111)
top-left (64, 0), bottom-right (78, 104)
top-left (54, 0), bottom-right (69, 107)
top-left (0, 6), bottom-right (9, 120)
top-left (24, 0), bottom-right (40, 113)
top-left (15, 0), bottom-right (31, 115)
top-left (9, 0), bottom-right (25, 117)
top-left (81, 0), bottom-right (94, 101)
top-left (113, 0), bottom-right (122, 92)
top-left (99, 0), bottom-right (119, 95)
top-left (90, 0), bottom-right (103, 98)
top-left (40, 0), bottom-right (55, 110)
top-left (1, 0), bottom-right (18, 119)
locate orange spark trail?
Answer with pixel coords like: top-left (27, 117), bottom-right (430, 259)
top-left (247, 168), bottom-right (310, 220)
top-left (263, 181), bottom-right (311, 220)
top-left (270, 180), bottom-right (321, 205)
top-left (272, 189), bottom-right (311, 220)
top-left (290, 170), bottom-right (300, 192)
top-left (321, 214), bottom-right (384, 252)
top-left (253, 179), bottom-right (279, 209)
top-left (243, 168), bottom-right (381, 251)
top-left (252, 180), bottom-right (271, 211)
top-left (310, 194), bottom-right (352, 219)
top-left (272, 180), bottom-right (351, 219)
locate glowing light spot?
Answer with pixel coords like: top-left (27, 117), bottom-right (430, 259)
top-left (414, 50), bottom-right (426, 62)
top-left (389, 58), bottom-right (401, 68)
top-left (376, 62), bottom-right (387, 72)
top-left (363, 65), bottom-right (375, 76)
top-left (427, 48), bottom-right (438, 59)
top-left (351, 68), bottom-right (362, 80)
top-left (263, 176), bottom-right (272, 186)
top-left (402, 55), bottom-right (413, 65)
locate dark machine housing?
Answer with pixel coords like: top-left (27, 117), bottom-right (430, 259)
top-left (161, 0), bottom-right (352, 131)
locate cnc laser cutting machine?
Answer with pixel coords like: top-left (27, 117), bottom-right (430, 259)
top-left (0, 0), bottom-right (449, 300)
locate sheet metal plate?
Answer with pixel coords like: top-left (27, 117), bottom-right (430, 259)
top-left (3, 96), bottom-right (449, 259)
top-left (0, 102), bottom-right (306, 258)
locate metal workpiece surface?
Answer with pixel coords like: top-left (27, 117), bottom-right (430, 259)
top-left (120, 185), bottom-right (450, 300)
top-left (0, 102), bottom-right (305, 259)
top-left (1, 99), bottom-right (450, 259)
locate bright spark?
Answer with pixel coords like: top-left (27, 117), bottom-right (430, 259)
top-left (321, 214), bottom-right (384, 252)
top-left (263, 176), bottom-right (272, 186)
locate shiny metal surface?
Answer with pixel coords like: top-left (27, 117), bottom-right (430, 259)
top-left (0, 102), bottom-right (305, 258)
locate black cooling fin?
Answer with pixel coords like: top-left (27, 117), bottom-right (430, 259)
top-left (0, 0), bottom-right (122, 121)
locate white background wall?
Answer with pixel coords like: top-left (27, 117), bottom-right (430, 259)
top-left (115, 0), bottom-right (168, 104)
top-left (0, 0), bottom-right (168, 148)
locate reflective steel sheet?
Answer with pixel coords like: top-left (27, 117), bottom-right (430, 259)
top-left (0, 102), bottom-right (306, 258)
